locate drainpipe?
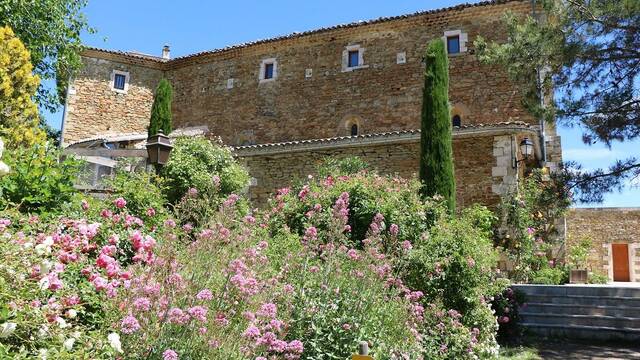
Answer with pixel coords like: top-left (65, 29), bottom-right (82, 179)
top-left (59, 75), bottom-right (73, 148)
top-left (531, 0), bottom-right (548, 164)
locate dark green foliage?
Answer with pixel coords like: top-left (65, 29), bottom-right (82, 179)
top-left (0, 0), bottom-right (95, 111)
top-left (317, 156), bottom-right (369, 178)
top-left (475, 0), bottom-right (640, 203)
top-left (419, 39), bottom-right (456, 213)
top-left (0, 142), bottom-right (81, 213)
top-left (148, 78), bottom-right (173, 136)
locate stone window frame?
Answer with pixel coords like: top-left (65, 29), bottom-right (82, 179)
top-left (259, 58), bottom-right (278, 83)
top-left (343, 116), bottom-right (363, 136)
top-left (342, 44), bottom-right (368, 72)
top-left (396, 51), bottom-right (407, 64)
top-left (442, 30), bottom-right (468, 56)
top-left (110, 70), bottom-right (130, 94)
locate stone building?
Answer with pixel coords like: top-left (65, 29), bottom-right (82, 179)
top-left (62, 0), bottom-right (561, 209)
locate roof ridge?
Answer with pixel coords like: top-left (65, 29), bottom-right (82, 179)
top-left (82, 0), bottom-right (521, 65)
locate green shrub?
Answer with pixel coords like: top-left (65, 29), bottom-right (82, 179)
top-left (267, 171), bottom-right (442, 248)
top-left (148, 78), bottom-right (173, 137)
top-left (104, 168), bottom-right (168, 227)
top-left (531, 267), bottom-right (567, 285)
top-left (0, 142), bottom-right (81, 214)
top-left (316, 156), bottom-right (369, 178)
top-left (588, 273), bottom-right (608, 284)
top-left (160, 137), bottom-right (249, 204)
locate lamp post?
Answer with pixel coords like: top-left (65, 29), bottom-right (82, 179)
top-left (146, 131), bottom-right (173, 173)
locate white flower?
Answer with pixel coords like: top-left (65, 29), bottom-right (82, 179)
top-left (43, 236), bottom-right (54, 247)
top-left (55, 317), bottom-right (67, 329)
top-left (22, 242), bottom-right (33, 249)
top-left (0, 322), bottom-right (17, 338)
top-left (35, 243), bottom-right (50, 255)
top-left (63, 337), bottom-right (75, 351)
top-left (66, 309), bottom-right (77, 318)
top-left (38, 277), bottom-right (50, 290)
top-left (108, 332), bottom-right (123, 353)
top-left (38, 348), bottom-right (48, 360)
top-left (0, 161), bottom-right (9, 176)
top-left (38, 325), bottom-right (49, 337)
top-left (40, 260), bottom-right (52, 274)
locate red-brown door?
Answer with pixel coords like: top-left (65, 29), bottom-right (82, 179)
top-left (612, 244), bottom-right (630, 282)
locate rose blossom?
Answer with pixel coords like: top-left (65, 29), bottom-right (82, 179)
top-left (113, 197), bottom-right (127, 209)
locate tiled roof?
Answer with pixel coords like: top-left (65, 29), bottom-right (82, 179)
top-left (234, 121), bottom-right (534, 151)
top-left (82, 0), bottom-right (520, 65)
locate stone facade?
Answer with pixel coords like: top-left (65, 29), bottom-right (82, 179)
top-left (62, 0), bottom-right (561, 214)
top-left (566, 208), bottom-right (640, 282)
top-left (63, 0), bottom-right (544, 146)
top-left (236, 123), bottom-right (536, 208)
top-left (63, 55), bottom-right (164, 145)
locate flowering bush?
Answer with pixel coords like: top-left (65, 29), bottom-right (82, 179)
top-left (267, 170), bottom-right (442, 248)
top-left (160, 137), bottom-right (249, 204)
top-left (497, 169), bottom-right (571, 283)
top-left (490, 287), bottom-right (526, 343)
top-left (0, 195), bottom-right (164, 358)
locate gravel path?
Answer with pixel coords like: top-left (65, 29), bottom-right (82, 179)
top-left (535, 341), bottom-right (640, 360)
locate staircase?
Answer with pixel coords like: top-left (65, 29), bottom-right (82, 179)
top-left (512, 284), bottom-right (640, 342)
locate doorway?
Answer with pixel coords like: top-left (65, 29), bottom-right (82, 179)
top-left (612, 243), bottom-right (630, 282)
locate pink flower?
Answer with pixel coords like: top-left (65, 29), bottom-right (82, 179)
top-left (133, 297), bottom-right (151, 311)
top-left (467, 257), bottom-right (476, 267)
top-left (243, 325), bottom-right (261, 338)
top-left (188, 306), bottom-right (208, 322)
top-left (257, 303), bottom-right (277, 318)
top-left (401, 240), bottom-right (412, 251)
top-left (188, 187), bottom-right (198, 197)
top-left (287, 340), bottom-right (304, 354)
top-left (342, 323), bottom-right (351, 330)
top-left (147, 208), bottom-right (156, 217)
top-left (168, 308), bottom-right (189, 325)
top-left (81, 199), bottom-right (89, 211)
top-left (196, 289), bottom-right (213, 301)
top-left (346, 249), bottom-right (359, 261)
top-left (164, 219), bottom-right (176, 228)
top-left (121, 315), bottom-right (141, 334)
top-left (389, 223), bottom-right (399, 236)
top-left (162, 349), bottom-right (178, 360)
top-left (100, 209), bottom-right (112, 218)
top-left (114, 197), bottom-right (127, 209)
top-left (92, 276), bottom-right (108, 291)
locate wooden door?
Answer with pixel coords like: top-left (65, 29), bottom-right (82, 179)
top-left (612, 244), bottom-right (630, 282)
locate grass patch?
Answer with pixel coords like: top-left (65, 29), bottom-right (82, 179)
top-left (498, 345), bottom-right (542, 360)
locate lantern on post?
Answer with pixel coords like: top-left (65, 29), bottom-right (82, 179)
top-left (146, 131), bottom-right (173, 171)
top-left (513, 136), bottom-right (534, 169)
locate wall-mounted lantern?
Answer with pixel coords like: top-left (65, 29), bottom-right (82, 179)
top-left (146, 131), bottom-right (173, 171)
top-left (513, 136), bottom-right (535, 169)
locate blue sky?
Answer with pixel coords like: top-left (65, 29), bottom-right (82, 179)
top-left (43, 0), bottom-right (640, 207)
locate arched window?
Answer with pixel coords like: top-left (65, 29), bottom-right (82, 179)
top-left (350, 123), bottom-right (359, 136)
top-left (452, 114), bottom-right (462, 127)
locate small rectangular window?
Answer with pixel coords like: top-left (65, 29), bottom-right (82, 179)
top-left (447, 36), bottom-right (460, 54)
top-left (114, 74), bottom-right (126, 90)
top-left (348, 50), bottom-right (359, 68)
top-left (264, 63), bottom-right (274, 79)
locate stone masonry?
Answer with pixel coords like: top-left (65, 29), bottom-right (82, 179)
top-left (566, 208), bottom-right (640, 281)
top-left (63, 0), bottom-right (549, 147)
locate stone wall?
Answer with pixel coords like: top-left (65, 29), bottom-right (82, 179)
top-left (236, 125), bottom-right (532, 208)
top-left (63, 1), bottom-right (540, 147)
top-left (165, 1), bottom-right (535, 145)
top-left (63, 56), bottom-right (163, 145)
top-left (566, 208), bottom-right (640, 281)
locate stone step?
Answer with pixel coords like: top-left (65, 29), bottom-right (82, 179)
top-left (523, 294), bottom-right (640, 308)
top-left (523, 302), bottom-right (640, 318)
top-left (520, 313), bottom-right (640, 329)
top-left (521, 323), bottom-right (640, 342)
top-left (513, 284), bottom-right (640, 298)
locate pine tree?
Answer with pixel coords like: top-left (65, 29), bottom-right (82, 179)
top-left (419, 39), bottom-right (456, 213)
top-left (148, 78), bottom-right (173, 136)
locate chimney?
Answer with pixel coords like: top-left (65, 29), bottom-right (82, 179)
top-left (162, 44), bottom-right (170, 59)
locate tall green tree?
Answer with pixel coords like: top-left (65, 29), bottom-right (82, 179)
top-left (475, 0), bottom-right (640, 203)
top-left (148, 78), bottom-right (173, 136)
top-left (419, 39), bottom-right (456, 213)
top-left (0, 0), bottom-right (95, 112)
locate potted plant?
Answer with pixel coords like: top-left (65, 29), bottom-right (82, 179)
top-left (568, 238), bottom-right (592, 284)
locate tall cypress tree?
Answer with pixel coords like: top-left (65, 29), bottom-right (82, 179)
top-left (419, 39), bottom-right (456, 213)
top-left (148, 78), bottom-right (173, 136)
